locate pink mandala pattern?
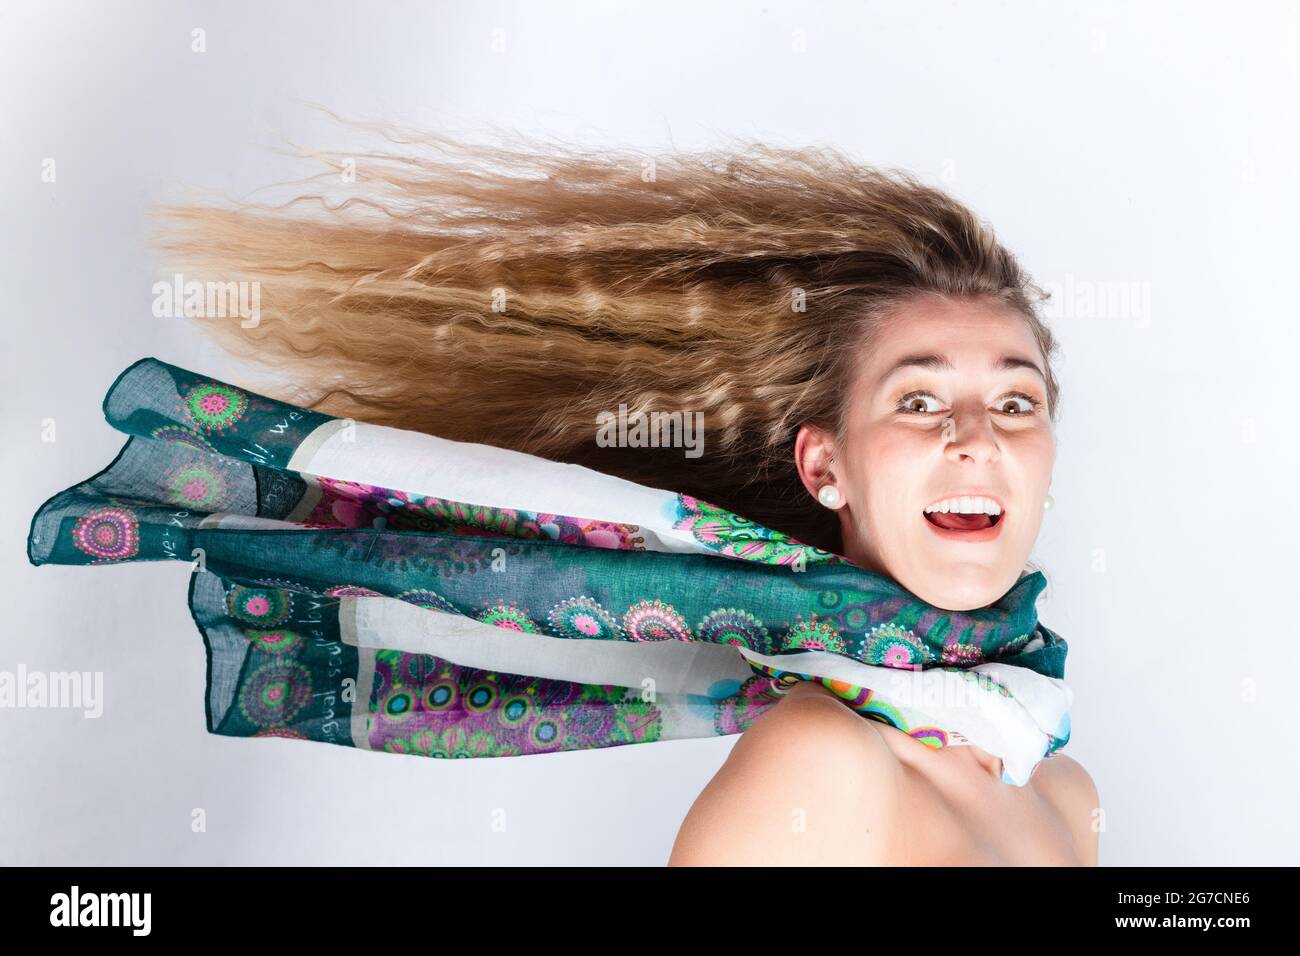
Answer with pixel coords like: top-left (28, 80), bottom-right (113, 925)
top-left (71, 506), bottom-right (140, 561)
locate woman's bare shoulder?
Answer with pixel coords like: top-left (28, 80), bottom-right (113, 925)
top-left (1033, 752), bottom-right (1101, 865)
top-left (667, 682), bottom-right (902, 866)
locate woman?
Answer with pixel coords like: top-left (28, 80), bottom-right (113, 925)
top-left (668, 292), bottom-right (1099, 865)
top-left (153, 117), bottom-right (1098, 865)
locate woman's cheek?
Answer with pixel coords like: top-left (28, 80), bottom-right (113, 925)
top-left (1009, 429), bottom-right (1056, 495)
top-left (848, 424), bottom-right (936, 525)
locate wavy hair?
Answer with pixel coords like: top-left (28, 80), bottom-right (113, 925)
top-left (150, 113), bottom-right (1060, 554)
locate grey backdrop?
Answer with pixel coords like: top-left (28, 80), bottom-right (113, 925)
top-left (2, 0), bottom-right (1296, 865)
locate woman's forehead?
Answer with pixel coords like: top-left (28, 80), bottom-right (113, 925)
top-left (856, 309), bottom-right (1042, 388)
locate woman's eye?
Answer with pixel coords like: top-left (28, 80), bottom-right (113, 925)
top-left (895, 390), bottom-right (1044, 416)
top-left (896, 391), bottom-right (945, 414)
top-left (998, 393), bottom-right (1044, 416)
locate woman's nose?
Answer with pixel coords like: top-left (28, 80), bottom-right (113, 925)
top-left (941, 409), bottom-right (1000, 463)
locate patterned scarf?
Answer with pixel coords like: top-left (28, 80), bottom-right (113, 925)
top-left (26, 358), bottom-right (1072, 785)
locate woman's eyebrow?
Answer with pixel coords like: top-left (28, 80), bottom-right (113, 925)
top-left (879, 353), bottom-right (1047, 386)
top-left (1000, 355), bottom-right (1048, 383)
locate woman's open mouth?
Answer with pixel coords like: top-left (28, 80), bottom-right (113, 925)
top-left (922, 498), bottom-right (1006, 542)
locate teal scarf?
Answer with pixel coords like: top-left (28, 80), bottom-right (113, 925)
top-left (27, 358), bottom-right (1070, 783)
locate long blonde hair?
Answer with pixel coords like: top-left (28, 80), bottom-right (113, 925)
top-left (150, 112), bottom-right (1060, 554)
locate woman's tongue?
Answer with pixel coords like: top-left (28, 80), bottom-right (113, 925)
top-left (925, 510), bottom-right (993, 531)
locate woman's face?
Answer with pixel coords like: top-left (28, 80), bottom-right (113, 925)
top-left (796, 294), bottom-right (1056, 611)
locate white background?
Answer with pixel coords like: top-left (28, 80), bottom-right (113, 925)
top-left (2, 0), bottom-right (1296, 865)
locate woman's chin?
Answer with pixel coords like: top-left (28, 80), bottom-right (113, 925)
top-left (898, 562), bottom-right (1025, 612)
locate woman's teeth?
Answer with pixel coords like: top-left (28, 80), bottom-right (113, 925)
top-left (922, 496), bottom-right (1003, 532)
top-left (923, 496), bottom-right (1002, 516)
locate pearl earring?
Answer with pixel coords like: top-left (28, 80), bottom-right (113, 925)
top-left (1043, 493), bottom-right (1054, 511)
top-left (818, 485), bottom-right (840, 508)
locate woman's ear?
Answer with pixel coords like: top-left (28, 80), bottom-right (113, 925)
top-left (794, 423), bottom-right (838, 502)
